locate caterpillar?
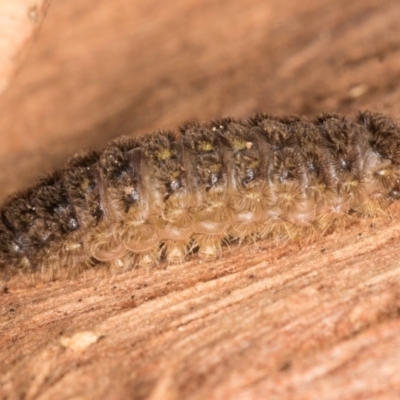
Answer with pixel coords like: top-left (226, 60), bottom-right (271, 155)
top-left (1, 110), bottom-right (400, 282)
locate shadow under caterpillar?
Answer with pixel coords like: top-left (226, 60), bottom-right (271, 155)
top-left (1, 110), bottom-right (400, 281)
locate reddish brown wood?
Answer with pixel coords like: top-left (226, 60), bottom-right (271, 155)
top-left (0, 0), bottom-right (50, 95)
top-left (1, 0), bottom-right (400, 399)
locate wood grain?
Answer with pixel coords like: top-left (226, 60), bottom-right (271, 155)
top-left (1, 0), bottom-right (400, 399)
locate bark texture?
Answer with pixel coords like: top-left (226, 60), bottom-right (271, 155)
top-left (1, 0), bottom-right (400, 399)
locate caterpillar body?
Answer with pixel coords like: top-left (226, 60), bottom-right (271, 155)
top-left (1, 110), bottom-right (400, 281)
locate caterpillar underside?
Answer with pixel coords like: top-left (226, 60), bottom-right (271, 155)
top-left (1, 110), bottom-right (400, 280)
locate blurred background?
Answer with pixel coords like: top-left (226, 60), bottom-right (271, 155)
top-left (0, 0), bottom-right (399, 202)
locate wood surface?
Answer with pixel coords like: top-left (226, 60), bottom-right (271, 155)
top-left (1, 0), bottom-right (400, 399)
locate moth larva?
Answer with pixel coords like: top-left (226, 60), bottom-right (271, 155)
top-left (1, 110), bottom-right (399, 281)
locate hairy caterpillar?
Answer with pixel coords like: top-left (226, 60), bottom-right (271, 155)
top-left (1, 110), bottom-right (400, 281)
